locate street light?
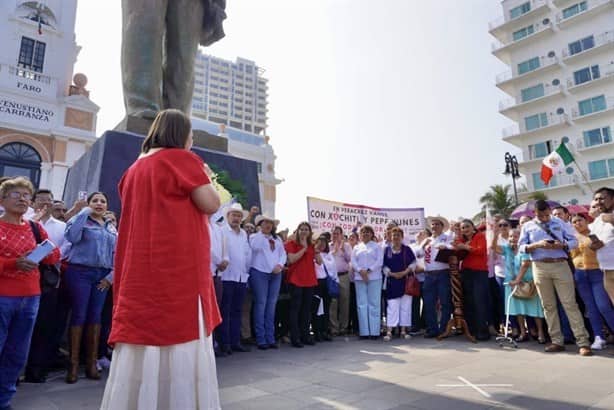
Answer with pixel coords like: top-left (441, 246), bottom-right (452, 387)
top-left (503, 152), bottom-right (520, 205)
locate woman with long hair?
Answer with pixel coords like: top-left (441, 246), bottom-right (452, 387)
top-left (64, 191), bottom-right (116, 383)
top-left (285, 222), bottom-right (319, 347)
top-left (100, 109), bottom-right (222, 409)
top-left (455, 219), bottom-right (490, 341)
top-left (351, 225), bottom-right (384, 339)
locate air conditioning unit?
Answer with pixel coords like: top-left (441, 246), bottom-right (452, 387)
top-left (547, 51), bottom-right (556, 58)
top-left (552, 79), bottom-right (560, 86)
top-left (556, 107), bottom-right (565, 115)
top-left (543, 18), bottom-right (550, 25)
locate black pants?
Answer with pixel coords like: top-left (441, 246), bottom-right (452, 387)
top-left (461, 269), bottom-right (490, 339)
top-left (348, 282), bottom-right (359, 334)
top-left (312, 279), bottom-right (331, 337)
top-left (26, 287), bottom-right (59, 375)
top-left (289, 285), bottom-right (314, 343)
top-left (411, 282), bottom-right (426, 331)
top-left (488, 276), bottom-right (504, 330)
top-left (99, 288), bottom-right (113, 358)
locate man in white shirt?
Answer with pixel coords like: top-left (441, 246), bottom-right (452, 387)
top-left (219, 204), bottom-right (252, 354)
top-left (589, 187), bottom-right (614, 304)
top-left (209, 210), bottom-right (228, 356)
top-left (413, 216), bottom-right (453, 338)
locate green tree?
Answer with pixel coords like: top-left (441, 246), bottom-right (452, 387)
top-left (209, 164), bottom-right (249, 207)
top-left (479, 184), bottom-right (516, 218)
top-left (527, 191), bottom-right (548, 201)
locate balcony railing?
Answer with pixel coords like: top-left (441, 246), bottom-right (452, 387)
top-left (499, 84), bottom-right (564, 111)
top-left (496, 55), bottom-right (559, 84)
top-left (556, 0), bottom-right (614, 24)
top-left (489, 0), bottom-right (548, 31)
top-left (492, 20), bottom-right (554, 52)
top-left (573, 137), bottom-right (614, 151)
top-left (502, 113), bottom-right (570, 139)
top-left (562, 31), bottom-right (614, 58)
top-left (566, 62), bottom-right (614, 89)
top-left (571, 97), bottom-right (614, 119)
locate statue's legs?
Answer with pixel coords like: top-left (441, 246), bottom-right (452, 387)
top-left (163, 0), bottom-right (206, 113)
top-left (121, 0), bottom-right (166, 118)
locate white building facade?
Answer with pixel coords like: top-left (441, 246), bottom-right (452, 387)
top-left (491, 0), bottom-right (614, 205)
top-left (192, 54), bottom-right (268, 135)
top-left (0, 0), bottom-right (99, 197)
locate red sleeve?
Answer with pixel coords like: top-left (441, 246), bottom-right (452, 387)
top-left (285, 241), bottom-right (300, 254)
top-left (35, 223), bottom-right (61, 265)
top-left (470, 232), bottom-right (487, 259)
top-left (170, 150), bottom-right (211, 194)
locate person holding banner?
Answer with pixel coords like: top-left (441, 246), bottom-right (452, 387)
top-left (285, 222), bottom-right (320, 348)
top-left (351, 225), bottom-right (384, 339)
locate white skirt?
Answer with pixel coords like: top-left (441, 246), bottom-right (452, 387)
top-left (100, 298), bottom-right (220, 410)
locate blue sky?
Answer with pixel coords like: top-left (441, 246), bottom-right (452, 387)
top-left (75, 0), bottom-right (518, 230)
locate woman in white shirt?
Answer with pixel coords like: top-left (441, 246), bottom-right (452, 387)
top-left (248, 215), bottom-right (287, 350)
top-left (351, 225), bottom-right (384, 339)
top-left (313, 236), bottom-right (337, 341)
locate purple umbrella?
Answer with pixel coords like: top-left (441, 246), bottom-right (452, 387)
top-left (511, 200), bottom-right (560, 218)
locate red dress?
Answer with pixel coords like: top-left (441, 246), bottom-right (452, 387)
top-left (284, 241), bottom-right (317, 287)
top-left (109, 149), bottom-right (221, 346)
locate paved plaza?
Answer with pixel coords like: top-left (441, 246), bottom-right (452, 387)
top-left (12, 336), bottom-right (614, 410)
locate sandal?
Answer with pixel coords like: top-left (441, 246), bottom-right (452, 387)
top-left (383, 332), bottom-right (392, 342)
top-left (515, 333), bottom-right (529, 343)
top-left (400, 331), bottom-right (411, 340)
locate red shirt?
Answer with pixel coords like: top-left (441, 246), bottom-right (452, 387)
top-left (109, 149), bottom-right (221, 347)
top-left (0, 219), bottom-right (60, 296)
top-left (284, 241), bottom-right (317, 287)
top-left (460, 231), bottom-right (488, 272)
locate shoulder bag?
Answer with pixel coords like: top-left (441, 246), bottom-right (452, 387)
top-left (403, 246), bottom-right (421, 297)
top-left (323, 263), bottom-right (339, 298)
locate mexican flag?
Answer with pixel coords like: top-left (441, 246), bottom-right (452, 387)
top-left (540, 142), bottom-right (574, 185)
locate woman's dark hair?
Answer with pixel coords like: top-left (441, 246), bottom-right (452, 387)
top-left (332, 226), bottom-right (343, 235)
top-left (293, 221), bottom-right (313, 245)
top-left (359, 225), bottom-right (376, 241)
top-left (571, 213), bottom-right (587, 221)
top-left (316, 236), bottom-right (330, 253)
top-left (460, 219), bottom-right (477, 241)
top-left (87, 191), bottom-right (109, 204)
top-left (141, 109), bottom-right (192, 153)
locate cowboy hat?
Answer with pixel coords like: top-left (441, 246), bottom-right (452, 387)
top-left (426, 215), bottom-right (450, 232)
top-left (225, 202), bottom-right (249, 219)
top-left (255, 213), bottom-right (280, 226)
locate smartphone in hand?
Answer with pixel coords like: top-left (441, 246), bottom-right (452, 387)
top-left (588, 234), bottom-right (600, 242)
top-left (25, 240), bottom-right (56, 263)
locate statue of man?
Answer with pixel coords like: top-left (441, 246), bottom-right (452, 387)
top-left (121, 0), bottom-right (226, 119)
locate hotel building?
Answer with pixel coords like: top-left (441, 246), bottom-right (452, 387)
top-left (491, 0), bottom-right (614, 205)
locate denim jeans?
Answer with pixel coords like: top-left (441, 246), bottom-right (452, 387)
top-left (0, 295), bottom-right (40, 408)
top-left (422, 270), bottom-right (452, 336)
top-left (220, 281), bottom-right (248, 347)
top-left (64, 264), bottom-right (111, 326)
top-left (575, 269), bottom-right (614, 339)
top-left (355, 279), bottom-right (382, 336)
top-left (249, 268), bottom-right (282, 345)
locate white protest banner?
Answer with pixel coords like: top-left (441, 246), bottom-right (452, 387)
top-left (307, 196), bottom-right (425, 241)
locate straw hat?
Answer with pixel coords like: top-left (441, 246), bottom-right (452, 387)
top-left (255, 214), bottom-right (279, 226)
top-left (426, 215), bottom-right (450, 232)
top-left (225, 202), bottom-right (248, 219)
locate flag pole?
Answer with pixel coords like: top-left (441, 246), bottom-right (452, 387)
top-left (573, 160), bottom-right (594, 193)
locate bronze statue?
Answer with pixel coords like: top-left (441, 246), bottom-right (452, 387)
top-left (121, 0), bottom-right (226, 119)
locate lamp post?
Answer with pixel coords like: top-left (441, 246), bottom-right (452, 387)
top-left (503, 152), bottom-right (520, 205)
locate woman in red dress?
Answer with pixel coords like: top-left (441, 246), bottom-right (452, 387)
top-left (100, 109), bottom-right (221, 410)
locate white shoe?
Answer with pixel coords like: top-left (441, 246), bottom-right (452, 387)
top-left (591, 336), bottom-right (606, 350)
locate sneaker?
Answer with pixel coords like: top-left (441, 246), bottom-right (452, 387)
top-left (97, 357), bottom-right (111, 370)
top-left (591, 336), bottom-right (607, 350)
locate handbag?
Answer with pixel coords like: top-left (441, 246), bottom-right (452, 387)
top-left (29, 221), bottom-right (60, 292)
top-left (323, 263), bottom-right (340, 298)
top-left (512, 281), bottom-right (537, 299)
top-left (404, 274), bottom-right (421, 297)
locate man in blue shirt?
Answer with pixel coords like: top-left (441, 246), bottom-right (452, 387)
top-left (519, 200), bottom-right (591, 356)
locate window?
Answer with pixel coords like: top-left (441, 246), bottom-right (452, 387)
top-left (521, 84), bottom-right (545, 102)
top-left (562, 1), bottom-right (588, 19)
top-left (18, 37), bottom-right (46, 72)
top-left (573, 65), bottom-right (600, 85)
top-left (588, 159), bottom-right (614, 180)
top-left (533, 172), bottom-right (558, 189)
top-left (513, 25), bottom-right (535, 41)
top-left (0, 143), bottom-right (41, 186)
top-left (568, 35), bottom-right (594, 56)
top-left (583, 127), bottom-right (612, 147)
top-left (529, 141), bottom-right (552, 159)
top-left (524, 113), bottom-right (548, 131)
top-left (578, 95), bottom-right (606, 116)
top-left (510, 2), bottom-right (531, 19)
top-left (518, 57), bottom-right (540, 75)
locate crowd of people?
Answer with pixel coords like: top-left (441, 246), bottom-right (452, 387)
top-left (0, 109), bottom-right (613, 410)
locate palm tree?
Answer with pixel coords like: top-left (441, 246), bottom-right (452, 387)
top-left (527, 191), bottom-right (548, 201)
top-left (479, 184), bottom-right (515, 218)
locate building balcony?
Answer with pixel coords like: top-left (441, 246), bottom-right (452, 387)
top-left (502, 113), bottom-right (571, 142)
top-left (562, 30), bottom-right (614, 61)
top-left (495, 55), bottom-right (561, 93)
top-left (492, 20), bottom-right (555, 63)
top-left (566, 62), bottom-right (614, 93)
top-left (0, 64), bottom-right (58, 100)
top-left (571, 97), bottom-right (614, 121)
top-left (572, 137), bottom-right (614, 152)
top-left (489, 0), bottom-right (550, 41)
top-left (499, 84), bottom-right (565, 119)
top-left (556, 0), bottom-right (614, 28)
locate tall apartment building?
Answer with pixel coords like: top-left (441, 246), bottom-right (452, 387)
top-left (491, 0), bottom-right (614, 206)
top-left (192, 54), bottom-right (268, 135)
